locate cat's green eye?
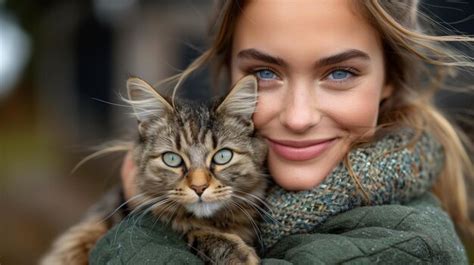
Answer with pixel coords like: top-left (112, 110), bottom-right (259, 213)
top-left (212, 148), bottom-right (233, 165)
top-left (162, 152), bottom-right (183, 167)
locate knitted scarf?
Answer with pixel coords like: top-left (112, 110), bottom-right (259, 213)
top-left (259, 129), bottom-right (444, 250)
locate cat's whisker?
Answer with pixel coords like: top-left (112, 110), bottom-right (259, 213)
top-left (129, 202), bottom-right (158, 229)
top-left (232, 193), bottom-right (281, 226)
top-left (91, 97), bottom-right (135, 109)
top-left (227, 200), bottom-right (262, 243)
top-left (229, 201), bottom-right (264, 250)
top-left (98, 193), bottom-right (146, 224)
top-left (128, 195), bottom-right (172, 228)
top-left (222, 201), bottom-right (237, 224)
top-left (233, 195), bottom-right (263, 217)
top-left (237, 202), bottom-right (266, 250)
top-left (150, 200), bottom-right (177, 228)
top-left (231, 193), bottom-right (266, 212)
top-left (131, 198), bottom-right (173, 232)
top-left (157, 201), bottom-right (177, 222)
top-left (131, 194), bottom-right (168, 215)
top-left (146, 199), bottom-right (173, 216)
top-left (163, 201), bottom-right (179, 222)
top-left (215, 186), bottom-right (233, 192)
top-left (149, 199), bottom-right (181, 224)
top-left (233, 189), bottom-right (282, 225)
top-left (44, 76), bottom-right (267, 264)
top-left (212, 190), bottom-right (233, 201)
top-left (234, 188), bottom-right (273, 212)
top-left (166, 202), bottom-right (182, 227)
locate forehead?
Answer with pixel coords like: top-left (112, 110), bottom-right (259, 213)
top-left (149, 105), bottom-right (244, 147)
top-left (232, 0), bottom-right (382, 66)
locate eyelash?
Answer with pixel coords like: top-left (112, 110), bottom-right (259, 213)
top-left (250, 67), bottom-right (280, 80)
top-left (245, 66), bottom-right (360, 83)
top-left (324, 67), bottom-right (359, 83)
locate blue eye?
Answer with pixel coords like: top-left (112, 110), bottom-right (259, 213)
top-left (328, 70), bottom-right (353, 81)
top-left (212, 148), bottom-right (233, 165)
top-left (255, 69), bottom-right (278, 80)
top-left (162, 152), bottom-right (183, 167)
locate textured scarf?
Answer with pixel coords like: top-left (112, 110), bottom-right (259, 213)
top-left (259, 129), bottom-right (444, 250)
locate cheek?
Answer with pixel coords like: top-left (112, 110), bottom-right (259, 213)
top-left (142, 162), bottom-right (182, 188)
top-left (252, 89), bottom-right (283, 131)
top-left (230, 66), bottom-right (243, 85)
top-left (320, 84), bottom-right (383, 136)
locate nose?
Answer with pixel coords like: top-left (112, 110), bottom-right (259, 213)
top-left (187, 168), bottom-right (211, 196)
top-left (191, 184), bottom-right (208, 196)
top-left (280, 83), bottom-right (321, 133)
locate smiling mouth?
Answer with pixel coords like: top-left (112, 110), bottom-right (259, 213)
top-left (267, 138), bottom-right (337, 161)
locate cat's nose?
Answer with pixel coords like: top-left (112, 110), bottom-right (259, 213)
top-left (191, 184), bottom-right (208, 196)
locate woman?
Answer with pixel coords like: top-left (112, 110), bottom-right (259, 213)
top-left (94, 0), bottom-right (472, 263)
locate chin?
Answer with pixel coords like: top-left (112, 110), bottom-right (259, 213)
top-left (268, 155), bottom-right (341, 191)
top-left (185, 201), bottom-right (224, 218)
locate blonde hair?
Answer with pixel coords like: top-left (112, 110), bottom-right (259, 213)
top-left (361, 0), bottom-right (473, 236)
top-left (161, 0), bottom-right (474, 234)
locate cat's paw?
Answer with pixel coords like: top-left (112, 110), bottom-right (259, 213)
top-left (187, 230), bottom-right (260, 265)
top-left (228, 243), bottom-right (260, 265)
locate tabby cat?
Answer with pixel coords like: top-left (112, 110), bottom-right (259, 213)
top-left (41, 75), bottom-right (268, 265)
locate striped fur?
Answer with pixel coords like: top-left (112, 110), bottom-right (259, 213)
top-left (41, 76), bottom-right (267, 265)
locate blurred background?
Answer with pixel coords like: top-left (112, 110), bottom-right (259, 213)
top-left (0, 0), bottom-right (472, 264)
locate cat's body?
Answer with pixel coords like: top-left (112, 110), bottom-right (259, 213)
top-left (41, 76), bottom-right (267, 265)
top-left (39, 187), bottom-right (126, 265)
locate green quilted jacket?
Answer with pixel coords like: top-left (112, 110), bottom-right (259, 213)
top-left (90, 193), bottom-right (467, 264)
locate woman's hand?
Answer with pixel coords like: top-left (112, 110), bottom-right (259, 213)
top-left (121, 152), bottom-right (137, 201)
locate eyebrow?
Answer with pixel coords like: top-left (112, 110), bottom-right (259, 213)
top-left (237, 49), bottom-right (288, 67)
top-left (316, 49), bottom-right (370, 67)
top-left (236, 48), bottom-right (370, 68)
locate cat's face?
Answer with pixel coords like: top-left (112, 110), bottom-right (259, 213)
top-left (127, 76), bottom-right (267, 218)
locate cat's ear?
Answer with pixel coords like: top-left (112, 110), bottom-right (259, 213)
top-left (126, 77), bottom-right (174, 122)
top-left (217, 75), bottom-right (258, 120)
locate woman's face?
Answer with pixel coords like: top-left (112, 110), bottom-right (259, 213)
top-left (231, 0), bottom-right (392, 190)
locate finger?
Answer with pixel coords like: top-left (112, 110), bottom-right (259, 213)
top-left (121, 151), bottom-right (137, 200)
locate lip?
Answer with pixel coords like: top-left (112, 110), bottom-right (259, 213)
top-left (267, 138), bottom-right (336, 161)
